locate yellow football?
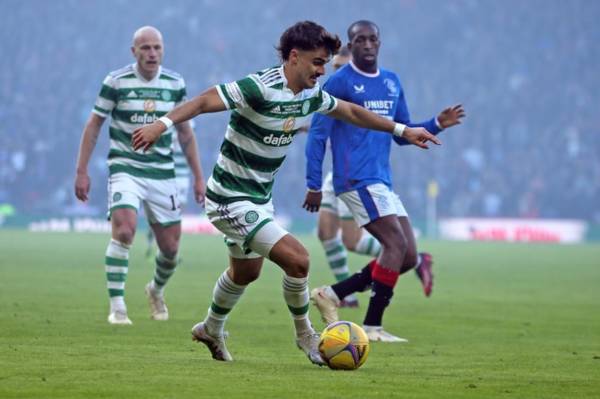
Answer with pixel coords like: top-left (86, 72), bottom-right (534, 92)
top-left (318, 321), bottom-right (370, 370)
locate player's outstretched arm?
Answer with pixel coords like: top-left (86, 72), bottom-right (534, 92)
top-left (393, 104), bottom-right (466, 146)
top-left (328, 100), bottom-right (441, 149)
top-left (132, 87), bottom-right (226, 151)
top-left (74, 113), bottom-right (105, 202)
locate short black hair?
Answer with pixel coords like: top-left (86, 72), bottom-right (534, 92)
top-left (278, 21), bottom-right (341, 61)
top-left (347, 20), bottom-right (380, 41)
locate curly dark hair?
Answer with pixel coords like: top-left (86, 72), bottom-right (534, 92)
top-left (277, 21), bottom-right (341, 61)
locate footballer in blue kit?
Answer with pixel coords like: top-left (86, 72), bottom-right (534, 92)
top-left (305, 56), bottom-right (442, 196)
top-left (306, 20), bottom-right (465, 342)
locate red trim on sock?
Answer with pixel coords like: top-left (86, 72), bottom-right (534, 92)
top-left (368, 259), bottom-right (377, 271)
top-left (371, 261), bottom-right (400, 287)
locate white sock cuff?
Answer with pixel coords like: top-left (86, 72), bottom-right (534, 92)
top-left (221, 271), bottom-right (247, 291)
top-left (322, 236), bottom-right (343, 249)
top-left (108, 239), bottom-right (130, 258)
top-left (110, 238), bottom-right (130, 249)
top-left (282, 275), bottom-right (308, 286)
top-left (157, 251), bottom-right (178, 266)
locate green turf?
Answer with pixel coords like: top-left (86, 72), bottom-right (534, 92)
top-left (1, 230), bottom-right (599, 398)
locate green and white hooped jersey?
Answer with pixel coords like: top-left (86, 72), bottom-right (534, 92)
top-left (172, 132), bottom-right (190, 180)
top-left (92, 64), bottom-right (187, 180)
top-left (208, 65), bottom-right (338, 205)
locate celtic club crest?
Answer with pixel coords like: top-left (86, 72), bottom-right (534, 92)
top-left (244, 211), bottom-right (259, 224)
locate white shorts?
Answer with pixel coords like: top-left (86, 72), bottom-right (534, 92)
top-left (176, 176), bottom-right (190, 207)
top-left (338, 183), bottom-right (407, 227)
top-left (205, 198), bottom-right (288, 259)
top-left (107, 173), bottom-right (181, 226)
top-left (321, 172), bottom-right (353, 220)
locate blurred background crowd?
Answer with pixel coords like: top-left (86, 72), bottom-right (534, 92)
top-left (1, 0), bottom-right (598, 223)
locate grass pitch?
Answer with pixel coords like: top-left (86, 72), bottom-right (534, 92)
top-left (1, 230), bottom-right (599, 398)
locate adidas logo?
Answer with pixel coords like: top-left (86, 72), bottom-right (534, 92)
top-left (271, 105), bottom-right (281, 114)
top-left (127, 90), bottom-right (138, 98)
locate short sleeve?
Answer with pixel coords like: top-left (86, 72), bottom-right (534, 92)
top-left (215, 75), bottom-right (263, 110)
top-left (92, 75), bottom-right (118, 118)
top-left (315, 73), bottom-right (346, 115)
top-left (315, 89), bottom-right (338, 114)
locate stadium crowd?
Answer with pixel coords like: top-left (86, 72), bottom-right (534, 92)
top-left (1, 0), bottom-right (598, 222)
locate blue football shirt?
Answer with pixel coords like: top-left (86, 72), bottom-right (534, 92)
top-left (306, 61), bottom-right (441, 195)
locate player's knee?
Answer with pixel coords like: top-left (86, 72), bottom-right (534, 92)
top-left (317, 230), bottom-right (329, 242)
top-left (114, 228), bottom-right (135, 245)
top-left (284, 251), bottom-right (310, 278)
top-left (161, 238), bottom-right (180, 258)
top-left (317, 227), bottom-right (336, 242)
top-left (396, 235), bottom-right (409, 258)
top-left (381, 235), bottom-right (406, 254)
top-left (342, 235), bottom-right (357, 251)
top-left (231, 269), bottom-right (261, 285)
top-left (160, 247), bottom-right (178, 260)
top-left (245, 268), bottom-right (262, 284)
top-left (379, 236), bottom-right (407, 266)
